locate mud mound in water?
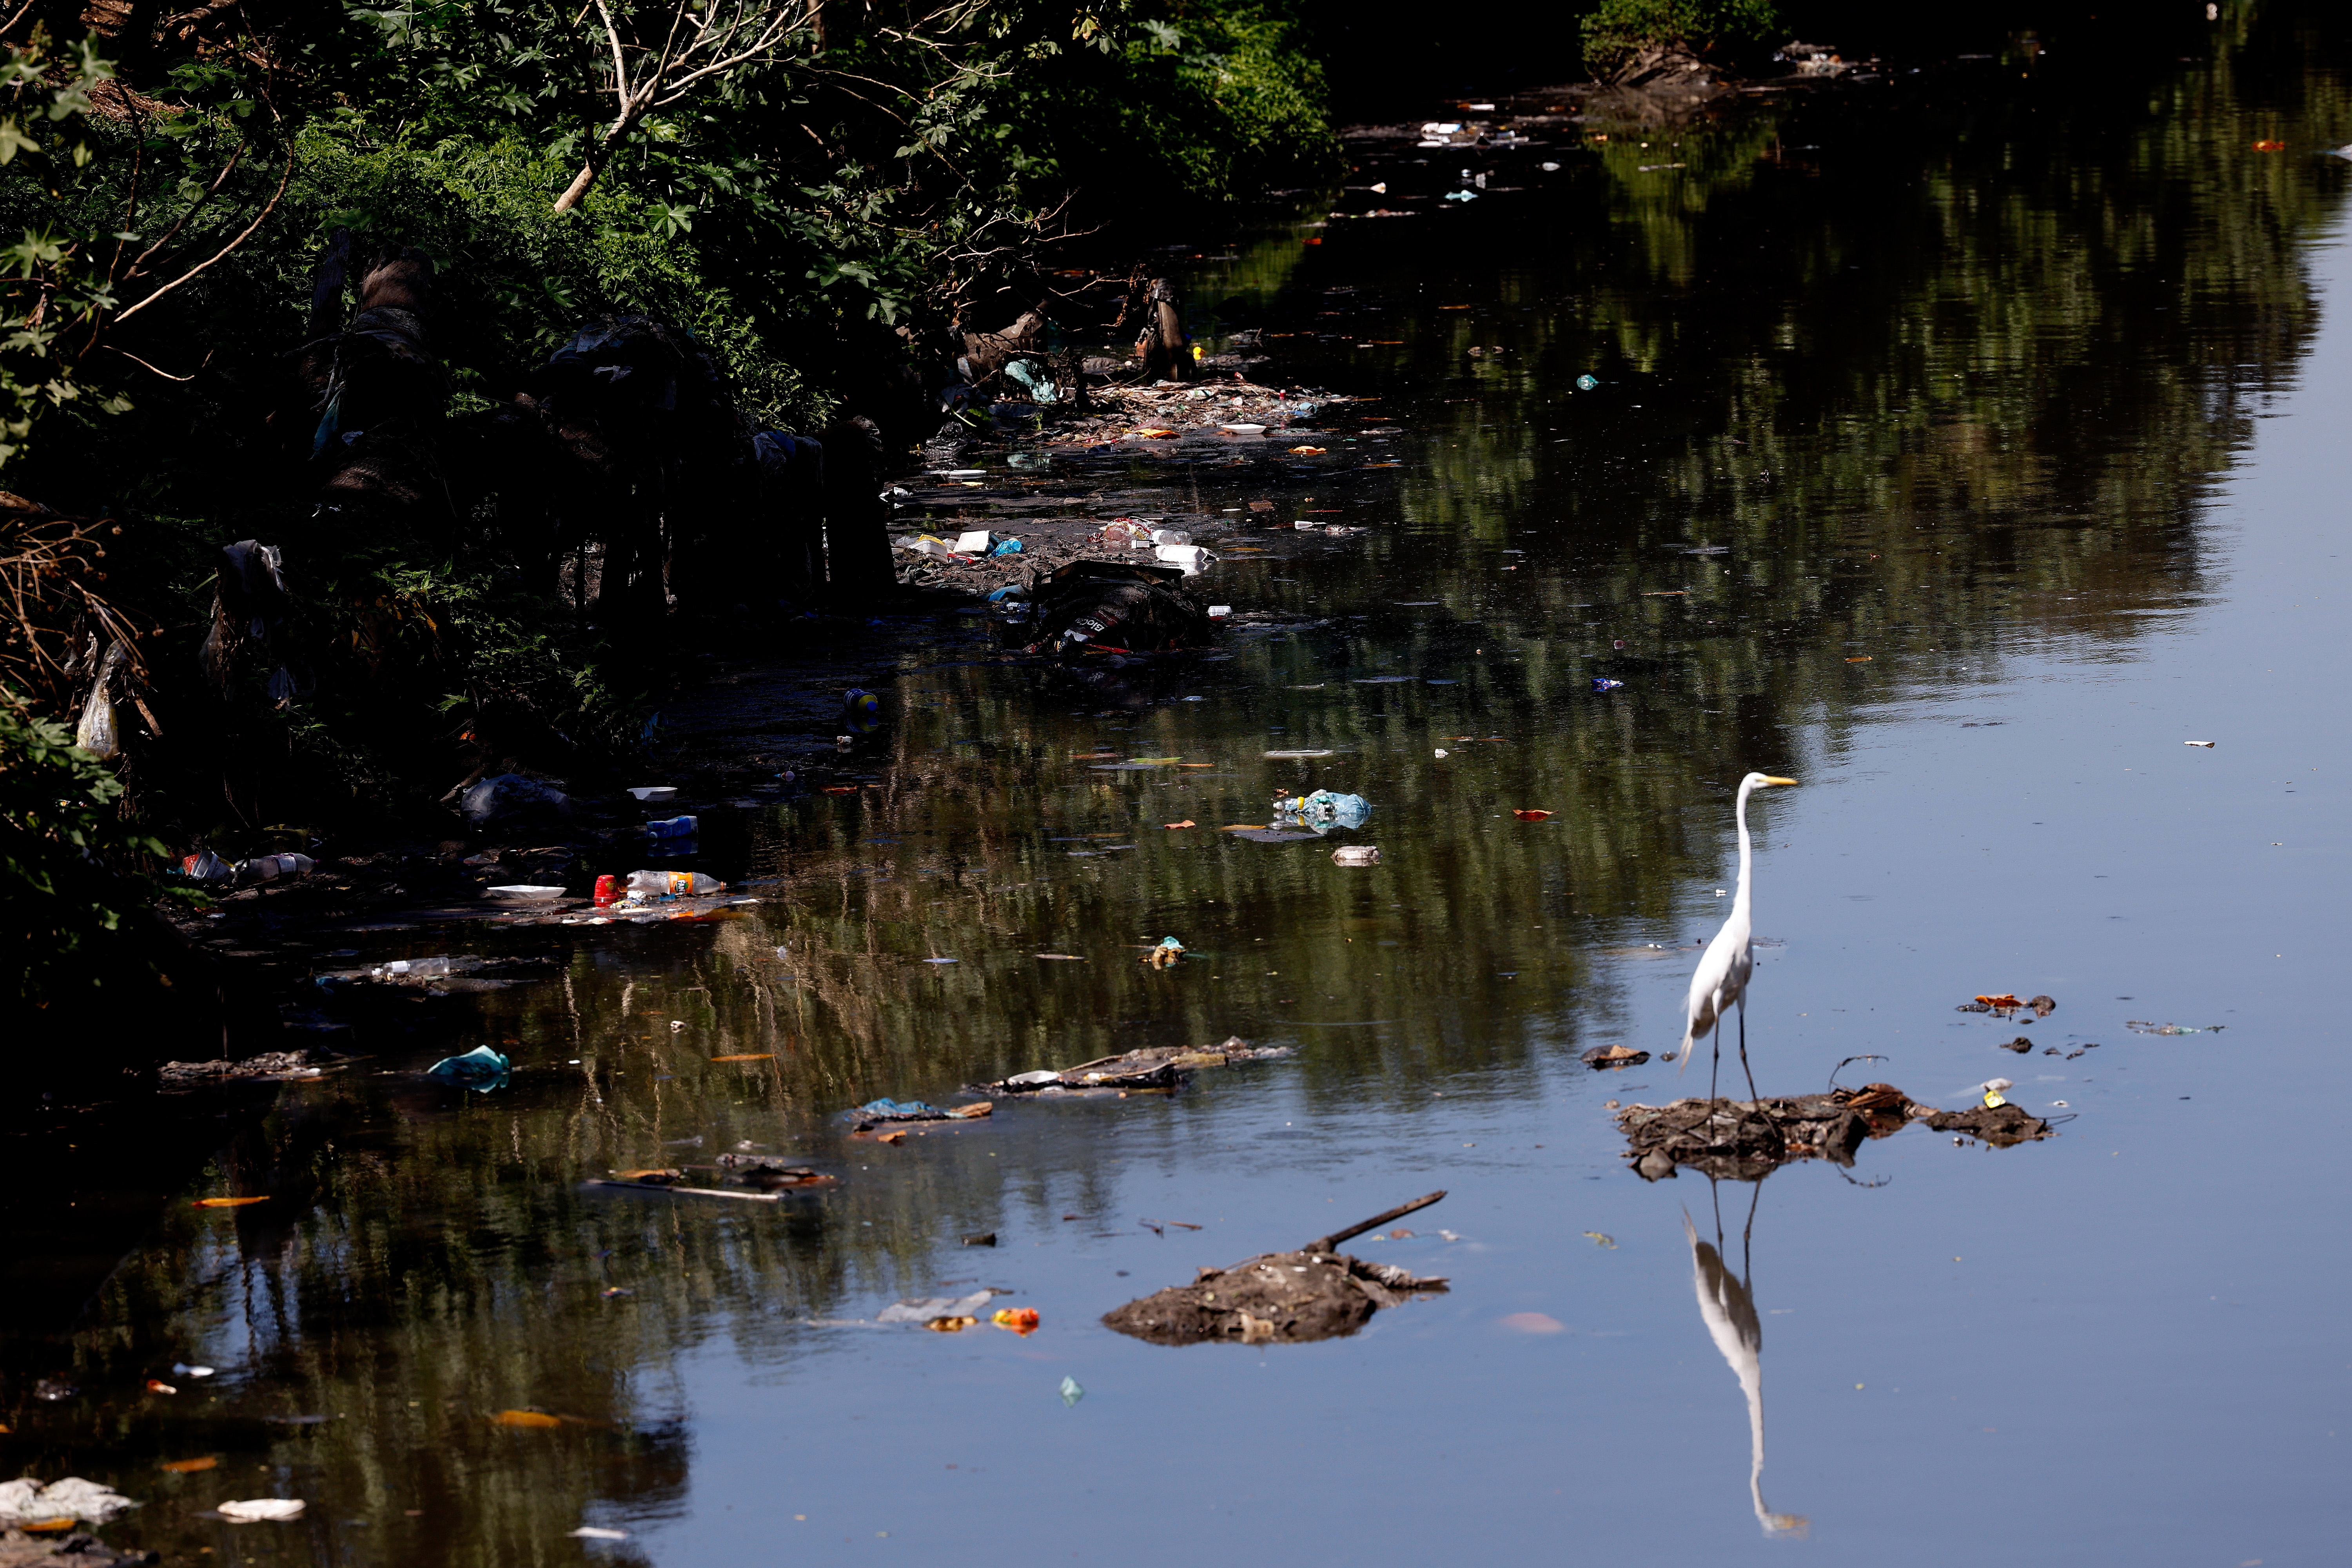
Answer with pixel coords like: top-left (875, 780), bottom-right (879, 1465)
top-left (1617, 1083), bottom-right (2051, 1180)
top-left (1103, 1249), bottom-right (1448, 1346)
top-left (1918, 1102), bottom-right (2054, 1146)
top-left (1104, 1190), bottom-right (1452, 1345)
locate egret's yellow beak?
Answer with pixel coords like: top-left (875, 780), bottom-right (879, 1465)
top-left (1760, 775), bottom-right (1799, 788)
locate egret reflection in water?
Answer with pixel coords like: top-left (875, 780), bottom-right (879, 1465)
top-left (1684, 1185), bottom-right (1811, 1539)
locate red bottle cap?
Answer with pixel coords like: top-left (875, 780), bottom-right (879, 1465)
top-left (593, 873), bottom-right (617, 907)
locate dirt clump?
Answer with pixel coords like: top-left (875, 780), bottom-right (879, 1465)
top-left (1918, 1103), bottom-right (2054, 1147)
top-left (1616, 1083), bottom-right (2052, 1180)
top-left (1103, 1190), bottom-right (1450, 1345)
top-left (1103, 1249), bottom-right (1447, 1346)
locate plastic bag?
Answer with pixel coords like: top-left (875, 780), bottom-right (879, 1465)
top-left (74, 688), bottom-right (120, 759)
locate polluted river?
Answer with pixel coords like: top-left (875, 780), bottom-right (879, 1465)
top-left (9, 27), bottom-right (2352, 1568)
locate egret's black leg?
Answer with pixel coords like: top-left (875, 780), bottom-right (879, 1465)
top-left (1737, 999), bottom-right (1760, 1105)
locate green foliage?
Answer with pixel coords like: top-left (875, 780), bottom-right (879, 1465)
top-left (1581, 0), bottom-right (1783, 79)
top-left (985, 0), bottom-right (1341, 206)
top-left (0, 0), bottom-right (1341, 993)
top-left (0, 32), bottom-right (131, 468)
top-left (0, 686), bottom-right (176, 1004)
top-left (283, 127), bottom-right (819, 426)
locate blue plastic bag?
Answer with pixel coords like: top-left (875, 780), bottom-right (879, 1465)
top-left (426, 1045), bottom-right (510, 1092)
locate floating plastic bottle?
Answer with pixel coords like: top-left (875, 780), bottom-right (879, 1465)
top-left (379, 955), bottom-right (482, 978)
top-left (627, 870), bottom-right (724, 898)
top-left (644, 815), bottom-right (698, 839)
top-left (1272, 789), bottom-right (1372, 833)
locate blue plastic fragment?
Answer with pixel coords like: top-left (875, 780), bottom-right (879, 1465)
top-left (1592, 677), bottom-right (1624, 691)
top-left (425, 1044), bottom-right (510, 1092)
top-left (1576, 374), bottom-right (1601, 390)
top-left (855, 1098), bottom-right (946, 1120)
top-left (991, 537), bottom-right (1025, 556)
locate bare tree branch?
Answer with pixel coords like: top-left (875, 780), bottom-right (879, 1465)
top-left (126, 137), bottom-right (245, 278)
top-left (113, 146), bottom-right (293, 326)
top-left (105, 343), bottom-right (212, 381)
top-left (554, 0), bottom-right (818, 212)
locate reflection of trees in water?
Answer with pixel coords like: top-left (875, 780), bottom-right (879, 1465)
top-left (1683, 1182), bottom-right (1809, 1539)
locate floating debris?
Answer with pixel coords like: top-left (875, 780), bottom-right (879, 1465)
top-left (160, 1048), bottom-right (350, 1085)
top-left (879, 1290), bottom-right (999, 1326)
top-left (1581, 1044), bottom-right (1650, 1069)
top-left (973, 1036), bottom-right (1292, 1096)
top-left (847, 1098), bottom-right (994, 1131)
top-left (1617, 1083), bottom-right (2053, 1179)
top-left (1103, 1192), bottom-right (1450, 1346)
top-left (709, 1155), bottom-right (837, 1190)
top-left (0, 1477), bottom-right (136, 1526)
top-left (1956, 993), bottom-right (2057, 1016)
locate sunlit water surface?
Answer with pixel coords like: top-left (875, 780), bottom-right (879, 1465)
top-left (17, 23), bottom-right (2352, 1567)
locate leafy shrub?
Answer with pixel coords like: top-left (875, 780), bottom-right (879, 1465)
top-left (1582, 0), bottom-right (1784, 80)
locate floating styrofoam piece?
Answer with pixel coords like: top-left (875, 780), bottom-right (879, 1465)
top-left (218, 1499), bottom-right (306, 1523)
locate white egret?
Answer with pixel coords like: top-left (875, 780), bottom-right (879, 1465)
top-left (1678, 772), bottom-right (1798, 1103)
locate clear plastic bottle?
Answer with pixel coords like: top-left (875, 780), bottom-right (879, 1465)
top-left (380, 955), bottom-right (481, 977)
top-left (627, 870), bottom-right (724, 898)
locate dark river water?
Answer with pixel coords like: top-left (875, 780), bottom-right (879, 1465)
top-left (13, 16), bottom-right (2352, 1566)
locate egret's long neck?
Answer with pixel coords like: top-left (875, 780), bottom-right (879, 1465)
top-left (1732, 778), bottom-right (1757, 919)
